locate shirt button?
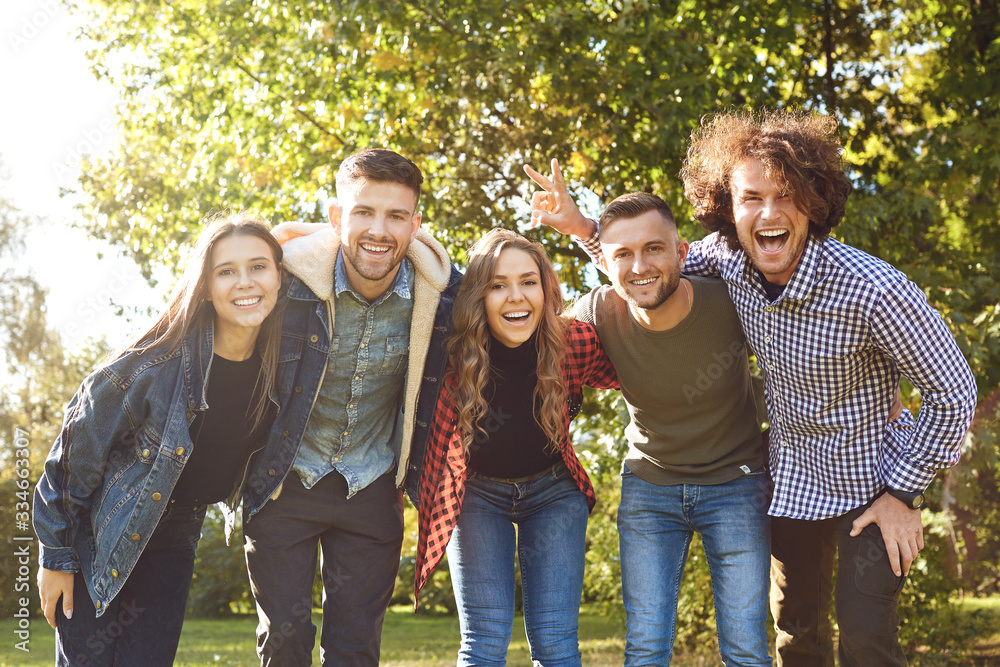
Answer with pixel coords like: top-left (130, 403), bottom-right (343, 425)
top-left (765, 336), bottom-right (772, 343)
top-left (294, 386), bottom-right (302, 393)
top-left (175, 447), bottom-right (185, 456)
top-left (131, 533), bottom-right (141, 542)
top-left (268, 468), bottom-right (276, 476)
top-left (310, 335), bottom-right (319, 343)
top-left (142, 449), bottom-right (151, 458)
top-left (765, 306), bottom-right (773, 313)
top-left (111, 569), bottom-right (119, 578)
top-left (768, 364), bottom-right (774, 370)
top-left (152, 492), bottom-right (161, 501)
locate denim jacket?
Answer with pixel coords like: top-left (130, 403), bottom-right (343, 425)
top-left (242, 224), bottom-right (462, 518)
top-left (32, 321), bottom-right (275, 616)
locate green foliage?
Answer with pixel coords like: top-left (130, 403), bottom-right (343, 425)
top-left (186, 507), bottom-right (256, 617)
top-left (47, 0), bottom-right (1000, 657)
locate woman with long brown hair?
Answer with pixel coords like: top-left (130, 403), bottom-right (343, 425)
top-left (33, 212), bottom-right (285, 666)
top-left (415, 228), bottom-right (618, 666)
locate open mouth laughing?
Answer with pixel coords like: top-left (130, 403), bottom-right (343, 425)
top-left (502, 310), bottom-right (531, 323)
top-left (755, 228), bottom-right (788, 252)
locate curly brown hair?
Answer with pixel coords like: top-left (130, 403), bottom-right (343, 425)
top-left (445, 228), bottom-right (569, 455)
top-left (679, 109), bottom-right (852, 251)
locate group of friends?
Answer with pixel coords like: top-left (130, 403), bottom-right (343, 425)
top-left (32, 109), bottom-right (978, 667)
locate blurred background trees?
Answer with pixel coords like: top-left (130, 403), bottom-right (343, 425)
top-left (9, 0), bottom-right (999, 659)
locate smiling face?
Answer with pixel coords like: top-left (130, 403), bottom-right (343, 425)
top-left (207, 233), bottom-right (282, 339)
top-left (600, 210), bottom-right (689, 314)
top-left (330, 180), bottom-right (422, 301)
top-left (731, 158), bottom-right (811, 285)
top-left (484, 247), bottom-right (546, 348)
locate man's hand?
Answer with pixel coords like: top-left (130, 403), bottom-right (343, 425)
top-left (888, 386), bottom-right (904, 422)
top-left (523, 159), bottom-right (595, 237)
top-left (38, 567), bottom-right (75, 629)
top-left (850, 493), bottom-right (924, 577)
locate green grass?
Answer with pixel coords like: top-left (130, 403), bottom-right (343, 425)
top-left (2, 599), bottom-right (998, 666)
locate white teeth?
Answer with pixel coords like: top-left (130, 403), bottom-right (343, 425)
top-left (234, 297), bottom-right (261, 306)
top-left (504, 311), bottom-right (529, 319)
top-left (632, 277), bottom-right (656, 285)
top-left (758, 229), bottom-right (786, 237)
top-left (361, 243), bottom-right (391, 252)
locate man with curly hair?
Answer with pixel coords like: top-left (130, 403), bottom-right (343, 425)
top-left (526, 109), bottom-right (977, 666)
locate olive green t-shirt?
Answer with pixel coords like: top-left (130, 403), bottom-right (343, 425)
top-left (574, 275), bottom-right (764, 485)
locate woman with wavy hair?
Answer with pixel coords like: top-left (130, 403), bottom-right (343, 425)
top-left (415, 227), bottom-right (618, 666)
top-left (33, 212), bottom-right (286, 666)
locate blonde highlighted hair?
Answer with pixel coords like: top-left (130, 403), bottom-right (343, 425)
top-left (446, 228), bottom-right (568, 454)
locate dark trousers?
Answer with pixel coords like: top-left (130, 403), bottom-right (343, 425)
top-left (244, 470), bottom-right (404, 666)
top-left (55, 503), bottom-right (207, 667)
top-left (770, 498), bottom-right (908, 667)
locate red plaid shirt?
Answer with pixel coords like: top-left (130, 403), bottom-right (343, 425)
top-left (414, 320), bottom-right (618, 605)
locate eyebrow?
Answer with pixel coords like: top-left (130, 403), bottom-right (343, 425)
top-left (213, 256), bottom-right (272, 270)
top-left (353, 204), bottom-right (413, 217)
top-left (492, 270), bottom-right (540, 280)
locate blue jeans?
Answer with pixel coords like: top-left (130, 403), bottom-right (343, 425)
top-left (618, 466), bottom-right (772, 666)
top-left (446, 462), bottom-right (589, 667)
top-left (55, 503), bottom-right (207, 667)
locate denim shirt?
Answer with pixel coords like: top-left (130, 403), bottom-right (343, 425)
top-left (241, 238), bottom-right (463, 519)
top-left (293, 253), bottom-right (414, 496)
top-left (32, 321), bottom-right (274, 617)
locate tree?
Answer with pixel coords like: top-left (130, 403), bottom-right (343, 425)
top-left (67, 0), bottom-right (1000, 653)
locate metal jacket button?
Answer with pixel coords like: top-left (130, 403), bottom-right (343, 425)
top-left (152, 493), bottom-right (161, 501)
top-left (131, 533), bottom-right (140, 542)
top-left (175, 447), bottom-right (185, 456)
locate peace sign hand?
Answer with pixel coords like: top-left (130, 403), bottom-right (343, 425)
top-left (523, 159), bottom-right (596, 238)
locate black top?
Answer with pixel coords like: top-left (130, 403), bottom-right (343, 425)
top-left (760, 271), bottom-right (788, 302)
top-left (467, 334), bottom-right (563, 478)
top-left (172, 353), bottom-right (272, 504)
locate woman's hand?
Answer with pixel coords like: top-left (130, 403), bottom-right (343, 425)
top-left (38, 567), bottom-right (75, 629)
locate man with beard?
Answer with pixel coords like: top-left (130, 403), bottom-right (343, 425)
top-left (241, 149), bottom-right (462, 666)
top-left (526, 107), bottom-right (977, 666)
top-left (528, 176), bottom-right (772, 665)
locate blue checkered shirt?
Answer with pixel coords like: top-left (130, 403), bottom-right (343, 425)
top-left (579, 230), bottom-right (977, 519)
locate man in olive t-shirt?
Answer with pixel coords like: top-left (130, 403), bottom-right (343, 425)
top-left (569, 191), bottom-right (772, 667)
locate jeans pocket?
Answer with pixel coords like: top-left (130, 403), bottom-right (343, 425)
top-left (852, 525), bottom-right (905, 601)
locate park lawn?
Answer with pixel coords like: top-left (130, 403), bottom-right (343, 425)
top-left (0, 605), bottom-right (629, 667)
top-left (3, 598), bottom-right (998, 666)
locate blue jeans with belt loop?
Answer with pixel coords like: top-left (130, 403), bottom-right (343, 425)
top-left (446, 462), bottom-right (589, 667)
top-left (617, 465), bottom-right (773, 666)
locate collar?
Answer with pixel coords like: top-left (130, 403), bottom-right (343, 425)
top-left (740, 236), bottom-right (825, 303)
top-left (182, 317), bottom-right (215, 412)
top-left (334, 250), bottom-right (413, 302)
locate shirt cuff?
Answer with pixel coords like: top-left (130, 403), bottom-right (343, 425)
top-left (38, 543), bottom-right (79, 573)
top-left (574, 220), bottom-right (603, 268)
top-left (884, 459), bottom-right (936, 496)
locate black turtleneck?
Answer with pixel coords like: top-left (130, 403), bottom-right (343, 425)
top-left (466, 334), bottom-right (563, 478)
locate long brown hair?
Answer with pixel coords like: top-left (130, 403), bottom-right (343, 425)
top-left (115, 211), bottom-right (286, 429)
top-left (446, 228), bottom-right (568, 454)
